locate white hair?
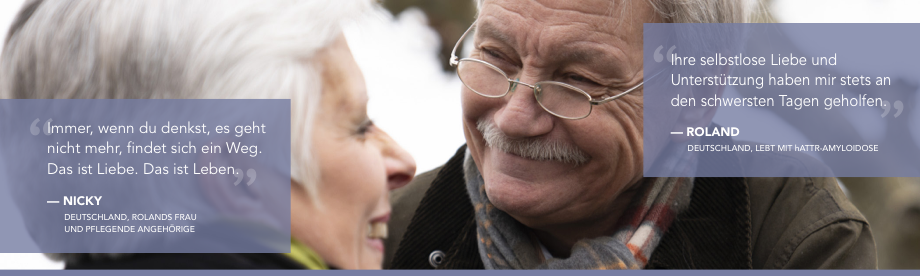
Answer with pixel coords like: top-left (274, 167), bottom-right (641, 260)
top-left (2, 0), bottom-right (370, 263)
top-left (2, 0), bottom-right (370, 202)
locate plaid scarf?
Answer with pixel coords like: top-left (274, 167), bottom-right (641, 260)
top-left (463, 151), bottom-right (693, 269)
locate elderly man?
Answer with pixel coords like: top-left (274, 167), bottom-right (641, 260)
top-left (384, 0), bottom-right (876, 269)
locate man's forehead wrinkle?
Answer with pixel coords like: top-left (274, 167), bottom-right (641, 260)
top-left (476, 17), bottom-right (517, 47)
top-left (478, 1), bottom-right (643, 81)
top-left (531, 0), bottom-right (618, 18)
top-left (478, 6), bottom-right (550, 63)
top-left (481, 1), bottom-right (621, 37)
top-left (482, 3), bottom-right (531, 25)
top-left (540, 24), bottom-right (631, 63)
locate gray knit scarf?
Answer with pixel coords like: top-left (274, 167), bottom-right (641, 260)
top-left (463, 151), bottom-right (693, 269)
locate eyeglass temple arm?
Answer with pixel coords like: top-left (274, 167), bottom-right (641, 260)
top-left (591, 71), bottom-right (664, 105)
top-left (450, 20), bottom-right (478, 67)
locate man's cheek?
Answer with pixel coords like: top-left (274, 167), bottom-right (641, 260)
top-left (460, 97), bottom-right (478, 120)
top-left (461, 91), bottom-right (498, 120)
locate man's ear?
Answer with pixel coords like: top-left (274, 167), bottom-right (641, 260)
top-left (670, 66), bottom-right (729, 142)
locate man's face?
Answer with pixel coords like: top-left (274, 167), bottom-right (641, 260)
top-left (462, 0), bottom-right (659, 229)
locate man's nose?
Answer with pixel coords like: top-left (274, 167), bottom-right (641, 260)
top-left (378, 130), bottom-right (416, 191)
top-left (492, 78), bottom-right (554, 139)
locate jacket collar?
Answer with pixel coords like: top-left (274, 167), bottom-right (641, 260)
top-left (647, 133), bottom-right (752, 269)
top-left (390, 145), bottom-right (483, 269)
top-left (393, 140), bottom-right (752, 269)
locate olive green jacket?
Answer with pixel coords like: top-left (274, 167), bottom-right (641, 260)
top-left (384, 142), bottom-right (877, 269)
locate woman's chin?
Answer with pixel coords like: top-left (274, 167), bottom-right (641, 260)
top-left (359, 240), bottom-right (385, 269)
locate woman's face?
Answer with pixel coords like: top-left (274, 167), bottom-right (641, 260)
top-left (291, 34), bottom-right (415, 269)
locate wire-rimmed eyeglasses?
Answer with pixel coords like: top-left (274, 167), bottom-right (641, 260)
top-left (449, 20), bottom-right (657, 120)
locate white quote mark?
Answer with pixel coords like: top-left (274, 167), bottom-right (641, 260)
top-left (653, 45), bottom-right (677, 63)
top-left (30, 118), bottom-right (53, 136)
top-left (246, 169), bottom-right (256, 186)
top-left (881, 100), bottom-right (904, 118)
top-left (30, 119), bottom-right (40, 135)
top-left (233, 169), bottom-right (257, 186)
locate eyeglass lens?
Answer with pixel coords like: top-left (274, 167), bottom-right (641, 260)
top-left (457, 59), bottom-right (592, 119)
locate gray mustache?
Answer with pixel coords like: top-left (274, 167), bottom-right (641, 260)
top-left (477, 119), bottom-right (589, 165)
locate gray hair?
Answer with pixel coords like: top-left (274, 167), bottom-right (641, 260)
top-left (478, 118), bottom-right (589, 165)
top-left (2, 0), bottom-right (369, 263)
top-left (647, 0), bottom-right (753, 24)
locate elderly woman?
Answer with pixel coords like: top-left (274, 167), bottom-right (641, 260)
top-left (1, 0), bottom-right (414, 269)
